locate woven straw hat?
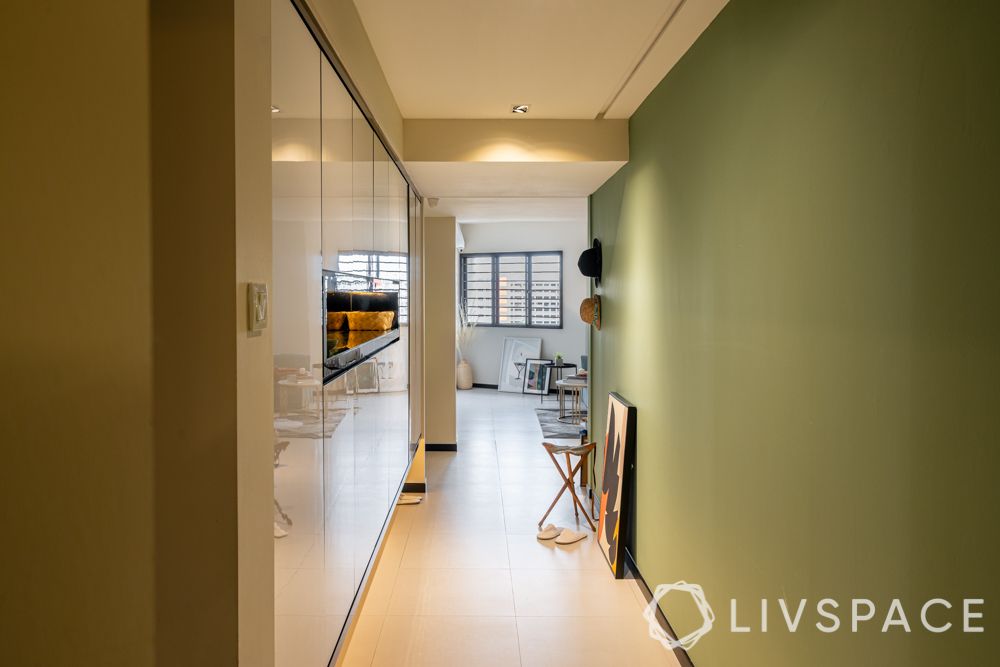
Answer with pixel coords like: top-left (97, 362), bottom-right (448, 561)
top-left (579, 295), bottom-right (601, 330)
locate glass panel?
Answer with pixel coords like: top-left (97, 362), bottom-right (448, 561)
top-left (391, 168), bottom-right (408, 319)
top-left (530, 253), bottom-right (562, 326)
top-left (407, 190), bottom-right (421, 446)
top-left (273, 5), bottom-right (414, 664)
top-left (385, 171), bottom-right (409, 494)
top-left (497, 255), bottom-right (528, 325)
top-left (352, 357), bottom-right (388, 588)
top-left (373, 141), bottom-right (391, 252)
top-left (322, 61), bottom-right (353, 272)
top-left (462, 255), bottom-right (494, 324)
top-left (352, 103), bottom-right (373, 254)
top-left (395, 172), bottom-right (408, 258)
top-left (271, 0), bottom-right (329, 662)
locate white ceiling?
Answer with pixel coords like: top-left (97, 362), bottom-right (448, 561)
top-left (270, 0), bottom-right (728, 225)
top-left (352, 0), bottom-right (727, 119)
top-left (424, 197), bottom-right (587, 224)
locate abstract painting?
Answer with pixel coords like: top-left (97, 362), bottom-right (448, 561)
top-left (522, 358), bottom-right (551, 395)
top-left (599, 392), bottom-right (636, 578)
top-left (497, 337), bottom-right (542, 392)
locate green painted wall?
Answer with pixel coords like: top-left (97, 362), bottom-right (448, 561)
top-left (589, 1), bottom-right (999, 665)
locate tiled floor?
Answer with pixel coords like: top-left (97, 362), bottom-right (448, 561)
top-left (339, 389), bottom-right (680, 667)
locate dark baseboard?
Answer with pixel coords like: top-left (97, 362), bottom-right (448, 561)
top-left (624, 549), bottom-right (696, 667)
top-left (471, 382), bottom-right (499, 389)
top-left (402, 482), bottom-right (425, 493)
top-left (425, 442), bottom-right (458, 451)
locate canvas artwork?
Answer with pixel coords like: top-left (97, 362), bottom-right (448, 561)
top-left (522, 358), bottom-right (551, 395)
top-left (497, 337), bottom-right (542, 392)
top-left (599, 392), bottom-right (636, 578)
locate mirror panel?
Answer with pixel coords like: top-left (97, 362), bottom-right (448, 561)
top-left (271, 2), bottom-right (414, 664)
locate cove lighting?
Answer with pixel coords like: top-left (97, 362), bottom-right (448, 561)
top-left (511, 104), bottom-right (530, 114)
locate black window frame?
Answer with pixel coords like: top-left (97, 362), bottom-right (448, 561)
top-left (459, 251), bottom-right (563, 329)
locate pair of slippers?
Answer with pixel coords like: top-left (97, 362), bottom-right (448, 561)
top-left (397, 493), bottom-right (422, 506)
top-left (536, 524), bottom-right (587, 545)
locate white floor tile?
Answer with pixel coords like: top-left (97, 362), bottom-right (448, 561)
top-left (516, 616), bottom-right (680, 667)
top-left (275, 614), bottom-right (343, 667)
top-left (372, 615), bottom-right (521, 667)
top-left (511, 568), bottom-right (641, 617)
top-left (400, 531), bottom-right (510, 569)
top-left (387, 568), bottom-right (515, 616)
top-left (276, 567), bottom-right (356, 616)
top-left (275, 567), bottom-right (296, 597)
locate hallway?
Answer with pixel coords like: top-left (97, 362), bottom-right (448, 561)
top-left (339, 389), bottom-right (678, 666)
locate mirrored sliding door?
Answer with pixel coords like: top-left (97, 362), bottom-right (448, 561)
top-left (271, 0), bottom-right (413, 664)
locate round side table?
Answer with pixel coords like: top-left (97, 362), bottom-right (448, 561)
top-left (555, 378), bottom-right (587, 424)
top-left (542, 362), bottom-right (577, 403)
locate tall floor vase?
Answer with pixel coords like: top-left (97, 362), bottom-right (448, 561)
top-left (456, 359), bottom-right (473, 390)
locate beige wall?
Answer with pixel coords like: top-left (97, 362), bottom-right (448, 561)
top-left (0, 2), bottom-right (155, 664)
top-left (3, 0), bottom-right (274, 663)
top-left (151, 1), bottom-right (274, 665)
top-left (423, 217), bottom-right (458, 446)
top-left (404, 119), bottom-right (628, 163)
top-left (236, 0), bottom-right (276, 663)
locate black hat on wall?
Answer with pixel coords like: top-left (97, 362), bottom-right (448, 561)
top-left (577, 238), bottom-right (602, 285)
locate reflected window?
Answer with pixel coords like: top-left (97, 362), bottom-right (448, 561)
top-left (338, 251), bottom-right (409, 323)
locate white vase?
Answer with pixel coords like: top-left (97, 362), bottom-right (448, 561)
top-left (456, 359), bottom-right (473, 390)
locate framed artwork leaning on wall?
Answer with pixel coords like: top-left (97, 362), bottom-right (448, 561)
top-left (599, 392), bottom-right (636, 578)
top-left (497, 336), bottom-right (542, 392)
top-left (522, 358), bottom-right (552, 395)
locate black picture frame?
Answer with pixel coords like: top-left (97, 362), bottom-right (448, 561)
top-left (522, 358), bottom-right (552, 395)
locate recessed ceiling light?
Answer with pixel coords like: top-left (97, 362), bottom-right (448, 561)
top-left (271, 105), bottom-right (280, 113)
top-left (511, 104), bottom-right (530, 114)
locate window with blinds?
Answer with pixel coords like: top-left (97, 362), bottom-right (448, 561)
top-left (460, 251), bottom-right (562, 328)
top-left (338, 251), bottom-right (409, 323)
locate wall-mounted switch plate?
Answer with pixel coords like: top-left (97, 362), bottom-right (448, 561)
top-left (247, 282), bottom-right (268, 336)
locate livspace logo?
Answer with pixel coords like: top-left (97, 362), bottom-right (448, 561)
top-left (644, 582), bottom-right (985, 652)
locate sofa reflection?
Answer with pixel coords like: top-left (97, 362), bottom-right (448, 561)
top-left (323, 281), bottom-right (400, 383)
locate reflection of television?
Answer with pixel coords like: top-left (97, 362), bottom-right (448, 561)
top-left (322, 271), bottom-right (400, 383)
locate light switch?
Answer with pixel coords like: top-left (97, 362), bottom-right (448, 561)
top-left (247, 282), bottom-right (268, 336)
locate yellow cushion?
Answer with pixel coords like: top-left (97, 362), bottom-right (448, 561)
top-left (347, 310), bottom-right (394, 331)
top-left (347, 330), bottom-right (381, 347)
top-left (327, 311), bottom-right (348, 330)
